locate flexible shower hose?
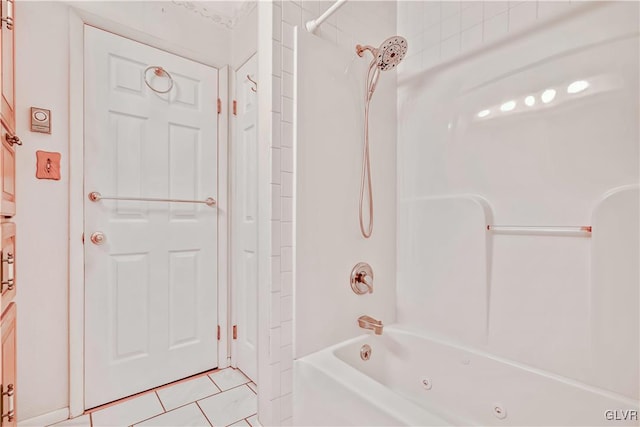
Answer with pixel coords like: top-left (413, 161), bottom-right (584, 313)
top-left (359, 61), bottom-right (380, 239)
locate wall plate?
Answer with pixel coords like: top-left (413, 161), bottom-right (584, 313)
top-left (36, 151), bottom-right (61, 180)
top-left (31, 107), bottom-right (51, 134)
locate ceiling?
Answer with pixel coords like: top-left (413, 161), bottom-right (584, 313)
top-left (170, 1), bottom-right (256, 29)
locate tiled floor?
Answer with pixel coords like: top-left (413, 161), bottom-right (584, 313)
top-left (51, 368), bottom-right (258, 427)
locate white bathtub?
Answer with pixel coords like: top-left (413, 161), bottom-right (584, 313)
top-left (293, 325), bottom-right (640, 426)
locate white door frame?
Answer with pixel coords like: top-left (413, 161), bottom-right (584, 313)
top-left (68, 7), bottom-right (230, 416)
top-left (229, 54), bottom-right (258, 380)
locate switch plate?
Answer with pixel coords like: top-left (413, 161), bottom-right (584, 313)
top-left (36, 151), bottom-right (61, 180)
top-left (30, 107), bottom-right (51, 134)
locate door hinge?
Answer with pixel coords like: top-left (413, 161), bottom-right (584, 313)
top-left (217, 98), bottom-right (222, 114)
top-left (232, 100), bottom-right (237, 116)
top-left (217, 325), bottom-right (221, 341)
top-left (233, 325), bottom-right (237, 340)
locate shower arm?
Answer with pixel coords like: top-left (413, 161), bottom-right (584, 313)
top-left (356, 44), bottom-right (378, 58)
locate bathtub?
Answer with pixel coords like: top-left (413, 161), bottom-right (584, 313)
top-left (293, 325), bottom-right (640, 426)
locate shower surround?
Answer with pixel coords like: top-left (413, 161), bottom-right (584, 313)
top-left (291, 1), bottom-right (639, 425)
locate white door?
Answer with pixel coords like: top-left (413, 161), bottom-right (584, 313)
top-left (231, 55), bottom-right (258, 382)
top-left (84, 26), bottom-right (219, 408)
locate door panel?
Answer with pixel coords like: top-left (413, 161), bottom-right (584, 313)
top-left (232, 55), bottom-right (258, 382)
top-left (84, 26), bottom-right (219, 408)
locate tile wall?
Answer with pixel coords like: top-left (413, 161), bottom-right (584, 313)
top-left (398, 1), bottom-right (579, 75)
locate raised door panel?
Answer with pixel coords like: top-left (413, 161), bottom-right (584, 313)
top-left (0, 124), bottom-right (14, 217)
top-left (1, 302), bottom-right (16, 427)
top-left (0, 0), bottom-right (15, 132)
top-left (84, 26), bottom-right (218, 407)
top-left (0, 222), bottom-right (14, 313)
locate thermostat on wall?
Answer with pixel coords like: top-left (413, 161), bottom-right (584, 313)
top-left (30, 107), bottom-right (51, 134)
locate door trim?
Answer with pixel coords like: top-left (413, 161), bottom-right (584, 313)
top-left (68, 8), bottom-right (230, 417)
top-left (229, 54), bottom-right (258, 380)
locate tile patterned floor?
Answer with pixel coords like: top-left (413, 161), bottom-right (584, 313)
top-left (51, 368), bottom-right (258, 427)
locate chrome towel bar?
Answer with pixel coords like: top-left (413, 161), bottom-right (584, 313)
top-left (88, 191), bottom-right (216, 207)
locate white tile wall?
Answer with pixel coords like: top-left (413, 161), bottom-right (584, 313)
top-left (398, 0), bottom-right (577, 76)
top-left (267, 2), bottom-right (396, 425)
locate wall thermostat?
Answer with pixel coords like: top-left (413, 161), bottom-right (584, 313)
top-left (30, 107), bottom-right (51, 134)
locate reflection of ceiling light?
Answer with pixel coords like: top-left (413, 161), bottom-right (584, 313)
top-left (541, 89), bottom-right (556, 104)
top-left (524, 95), bottom-right (536, 106)
top-left (567, 80), bottom-right (589, 94)
top-left (477, 109), bottom-right (490, 118)
top-left (500, 101), bottom-right (516, 112)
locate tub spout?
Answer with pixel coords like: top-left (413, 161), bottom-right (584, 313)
top-left (358, 315), bottom-right (383, 335)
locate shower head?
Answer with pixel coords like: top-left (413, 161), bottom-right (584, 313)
top-left (356, 36), bottom-right (408, 71)
top-left (375, 36), bottom-right (408, 70)
top-left (355, 36), bottom-right (408, 239)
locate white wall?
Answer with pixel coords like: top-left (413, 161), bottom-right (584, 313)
top-left (261, 1), bottom-right (398, 426)
top-left (397, 0), bottom-right (638, 400)
top-left (15, 1), bottom-right (233, 420)
top-left (231, 6), bottom-right (258, 70)
top-left (15, 2), bottom-right (71, 420)
top-left (295, 27), bottom-right (397, 357)
top-left (68, 1), bottom-right (232, 67)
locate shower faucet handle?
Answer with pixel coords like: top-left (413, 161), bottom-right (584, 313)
top-left (350, 262), bottom-right (374, 295)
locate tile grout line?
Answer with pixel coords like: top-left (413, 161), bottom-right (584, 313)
top-left (205, 372), bottom-right (223, 392)
top-left (215, 381), bottom-right (254, 394)
top-left (227, 414), bottom-right (255, 427)
top-left (95, 368), bottom-right (224, 427)
top-left (195, 401), bottom-right (215, 427)
top-left (147, 374), bottom-right (228, 418)
top-left (153, 389), bottom-right (221, 415)
top-left (154, 390), bottom-right (167, 413)
top-left (123, 392), bottom-right (164, 427)
top-left (193, 382), bottom-right (257, 426)
top-left (88, 368), bottom-right (221, 416)
top-left (132, 401), bottom-right (209, 426)
top-left (245, 413), bottom-right (258, 427)
top-left (247, 383), bottom-right (257, 396)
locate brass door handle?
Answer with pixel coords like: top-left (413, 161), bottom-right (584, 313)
top-left (1, 252), bottom-right (14, 293)
top-left (1, 0), bottom-right (13, 31)
top-left (1, 279), bottom-right (14, 292)
top-left (1, 384), bottom-right (14, 422)
top-left (4, 134), bottom-right (20, 146)
top-left (90, 232), bottom-right (106, 245)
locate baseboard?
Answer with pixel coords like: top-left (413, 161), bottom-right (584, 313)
top-left (18, 408), bottom-right (69, 427)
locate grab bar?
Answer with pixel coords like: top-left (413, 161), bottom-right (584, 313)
top-left (88, 191), bottom-right (216, 207)
top-left (487, 225), bottom-right (591, 236)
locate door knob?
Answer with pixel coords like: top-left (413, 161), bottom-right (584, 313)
top-left (90, 232), bottom-right (106, 245)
